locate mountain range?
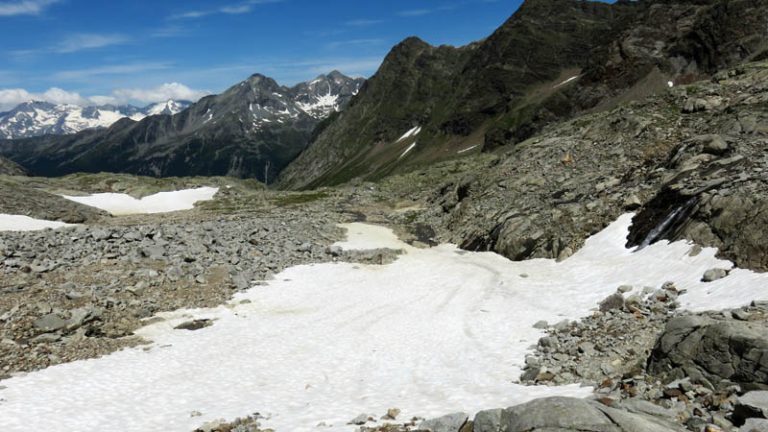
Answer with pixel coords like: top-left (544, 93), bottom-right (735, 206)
top-left (1, 0), bottom-right (767, 188)
top-left (0, 71), bottom-right (363, 182)
top-left (0, 100), bottom-right (192, 139)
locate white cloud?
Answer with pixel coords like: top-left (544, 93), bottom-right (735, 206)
top-left (0, 0), bottom-right (59, 17)
top-left (112, 83), bottom-right (209, 105)
top-left (0, 83), bottom-right (208, 111)
top-left (55, 33), bottom-right (129, 54)
top-left (0, 87), bottom-right (88, 110)
top-left (170, 0), bottom-right (284, 20)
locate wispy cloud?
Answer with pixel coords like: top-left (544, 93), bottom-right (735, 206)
top-left (326, 38), bottom-right (386, 50)
top-left (398, 2), bottom-right (471, 17)
top-left (0, 0), bottom-right (59, 17)
top-left (170, 0), bottom-right (285, 20)
top-left (54, 33), bottom-right (130, 54)
top-left (53, 62), bottom-right (172, 81)
top-left (345, 19), bottom-right (384, 27)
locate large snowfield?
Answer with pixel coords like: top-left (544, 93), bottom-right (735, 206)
top-left (1, 214), bottom-right (767, 431)
top-left (62, 187), bottom-right (219, 215)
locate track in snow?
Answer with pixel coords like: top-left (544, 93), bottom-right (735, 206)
top-left (1, 215), bottom-right (767, 431)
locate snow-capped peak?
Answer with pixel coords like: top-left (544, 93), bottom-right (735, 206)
top-left (143, 99), bottom-right (191, 116)
top-left (0, 99), bottom-right (192, 139)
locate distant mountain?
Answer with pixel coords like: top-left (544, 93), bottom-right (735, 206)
top-left (0, 100), bottom-right (192, 139)
top-left (279, 0), bottom-right (768, 189)
top-left (0, 72), bottom-right (364, 182)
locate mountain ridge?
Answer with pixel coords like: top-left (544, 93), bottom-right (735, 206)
top-left (0, 72), bottom-right (364, 182)
top-left (278, 0), bottom-right (768, 189)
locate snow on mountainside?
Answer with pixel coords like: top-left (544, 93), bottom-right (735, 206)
top-left (0, 100), bottom-right (191, 139)
top-left (143, 100), bottom-right (192, 117)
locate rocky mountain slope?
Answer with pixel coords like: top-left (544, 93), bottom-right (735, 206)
top-left (0, 100), bottom-right (191, 139)
top-left (0, 72), bottom-right (363, 182)
top-left (279, 0), bottom-right (768, 189)
top-left (367, 59), bottom-right (768, 275)
top-left (0, 156), bottom-right (26, 176)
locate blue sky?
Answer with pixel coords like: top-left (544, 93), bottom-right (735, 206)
top-left (0, 0), bottom-right (519, 109)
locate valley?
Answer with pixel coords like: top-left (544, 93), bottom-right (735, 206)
top-left (1, 0), bottom-right (768, 431)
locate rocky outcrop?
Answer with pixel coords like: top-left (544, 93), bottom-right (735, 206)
top-left (648, 308), bottom-right (768, 391)
top-left (0, 155), bottom-right (26, 176)
top-left (0, 178), bottom-right (105, 223)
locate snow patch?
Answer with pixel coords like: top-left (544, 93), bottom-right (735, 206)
top-left (396, 126), bottom-right (422, 142)
top-left (61, 187), bottom-right (219, 216)
top-left (457, 144), bottom-right (479, 154)
top-left (1, 214), bottom-right (767, 431)
top-left (0, 215), bottom-right (74, 232)
top-left (398, 142), bottom-right (417, 159)
top-left (553, 75), bottom-right (579, 89)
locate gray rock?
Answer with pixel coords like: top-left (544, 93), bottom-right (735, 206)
top-left (473, 408), bottom-right (503, 432)
top-left (600, 293), bottom-right (625, 312)
top-left (33, 313), bottom-right (69, 332)
top-left (499, 397), bottom-right (686, 431)
top-left (418, 412), bottom-right (468, 432)
top-left (348, 413), bottom-right (371, 425)
top-left (695, 134), bottom-right (729, 155)
top-left (141, 245), bottom-right (166, 260)
top-left (67, 307), bottom-right (102, 331)
top-left (648, 316), bottom-right (768, 388)
top-left (742, 418), bottom-right (768, 432)
top-left (702, 268), bottom-right (729, 282)
top-left (532, 320), bottom-right (549, 329)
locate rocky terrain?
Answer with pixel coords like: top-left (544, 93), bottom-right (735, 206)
top-left (0, 183), bottom-right (410, 378)
top-left (354, 60), bottom-right (768, 276)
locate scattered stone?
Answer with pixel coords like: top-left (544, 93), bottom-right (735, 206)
top-left (349, 413), bottom-right (372, 425)
top-left (382, 408), bottom-right (401, 420)
top-left (599, 293), bottom-right (625, 312)
top-left (702, 268), bottom-right (729, 283)
top-left (174, 319), bottom-right (213, 331)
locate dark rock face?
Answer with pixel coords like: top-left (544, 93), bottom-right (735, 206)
top-left (647, 314), bottom-right (768, 390)
top-left (0, 72), bottom-right (363, 183)
top-left (280, 0), bottom-right (768, 189)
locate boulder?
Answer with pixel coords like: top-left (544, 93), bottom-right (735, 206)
top-left (702, 268), bottom-right (728, 283)
top-left (647, 316), bottom-right (768, 389)
top-left (418, 412), bottom-right (468, 432)
top-left (490, 397), bottom-right (686, 431)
